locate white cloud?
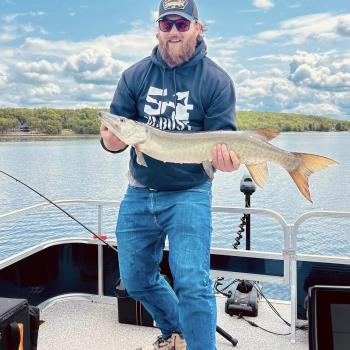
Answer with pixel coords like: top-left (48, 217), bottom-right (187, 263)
top-left (64, 48), bottom-right (129, 85)
top-left (255, 12), bottom-right (350, 45)
top-left (235, 71), bottom-right (300, 110)
top-left (289, 51), bottom-right (350, 92)
top-left (335, 92), bottom-right (350, 109)
top-left (253, 0), bottom-right (274, 10)
top-left (17, 72), bottom-right (52, 84)
top-left (0, 7), bottom-right (349, 119)
top-left (0, 24), bottom-right (156, 107)
top-left (1, 11), bottom-right (46, 24)
top-left (2, 14), bottom-right (18, 23)
top-left (70, 84), bottom-right (116, 102)
top-left (150, 10), bottom-right (158, 22)
top-left (0, 74), bottom-right (7, 89)
top-left (20, 30), bottom-right (156, 59)
top-left (0, 31), bottom-right (17, 42)
top-left (289, 3), bottom-right (301, 9)
top-left (248, 54), bottom-right (292, 63)
top-left (27, 83), bottom-right (61, 98)
top-left (233, 64), bottom-right (348, 118)
top-left (17, 60), bottom-right (60, 74)
top-left (284, 103), bottom-right (341, 117)
top-left (337, 15), bottom-right (350, 37)
top-left (229, 44), bottom-right (349, 118)
top-left (21, 23), bottom-right (35, 33)
top-left (256, 29), bottom-right (280, 41)
top-left (0, 11), bottom-right (47, 43)
top-left (0, 22), bottom-right (20, 41)
top-left (11, 60), bottom-right (61, 85)
top-left (207, 36), bottom-right (246, 69)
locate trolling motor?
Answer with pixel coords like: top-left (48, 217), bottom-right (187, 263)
top-left (233, 174), bottom-right (256, 250)
top-left (225, 174), bottom-right (260, 317)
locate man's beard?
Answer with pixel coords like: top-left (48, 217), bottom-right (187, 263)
top-left (158, 35), bottom-right (197, 67)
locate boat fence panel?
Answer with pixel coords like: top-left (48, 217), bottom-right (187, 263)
top-left (1, 200), bottom-right (350, 344)
top-left (290, 211), bottom-right (350, 343)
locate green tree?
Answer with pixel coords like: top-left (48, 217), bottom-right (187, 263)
top-left (0, 118), bottom-right (19, 133)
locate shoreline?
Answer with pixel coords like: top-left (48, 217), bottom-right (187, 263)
top-left (1, 130), bottom-right (348, 142)
top-left (0, 132), bottom-right (99, 140)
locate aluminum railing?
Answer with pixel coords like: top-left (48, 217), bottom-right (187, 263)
top-left (1, 200), bottom-right (350, 343)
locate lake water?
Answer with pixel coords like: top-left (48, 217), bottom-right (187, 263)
top-left (1, 132), bottom-right (349, 299)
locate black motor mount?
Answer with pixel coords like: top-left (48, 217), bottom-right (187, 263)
top-left (225, 280), bottom-right (259, 317)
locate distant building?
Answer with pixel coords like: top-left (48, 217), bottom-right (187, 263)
top-left (20, 123), bottom-right (31, 132)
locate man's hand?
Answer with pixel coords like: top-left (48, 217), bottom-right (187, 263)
top-left (100, 124), bottom-right (127, 152)
top-left (212, 144), bottom-right (240, 172)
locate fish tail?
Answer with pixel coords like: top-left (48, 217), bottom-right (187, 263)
top-left (289, 152), bottom-right (338, 202)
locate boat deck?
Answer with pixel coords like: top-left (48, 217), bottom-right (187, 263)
top-left (38, 295), bottom-right (308, 350)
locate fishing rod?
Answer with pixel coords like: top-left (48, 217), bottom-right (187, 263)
top-left (0, 170), bottom-right (117, 253)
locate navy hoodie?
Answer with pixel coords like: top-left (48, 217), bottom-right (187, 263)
top-left (110, 41), bottom-right (236, 191)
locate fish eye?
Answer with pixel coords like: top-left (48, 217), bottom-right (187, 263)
top-left (120, 118), bottom-right (125, 123)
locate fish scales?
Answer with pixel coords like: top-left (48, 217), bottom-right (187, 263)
top-left (141, 126), bottom-right (287, 166)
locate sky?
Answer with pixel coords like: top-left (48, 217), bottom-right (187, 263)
top-left (0, 0), bottom-right (349, 119)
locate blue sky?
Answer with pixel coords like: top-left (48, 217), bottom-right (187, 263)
top-left (0, 0), bottom-right (349, 119)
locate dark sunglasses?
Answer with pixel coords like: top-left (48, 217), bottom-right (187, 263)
top-left (158, 18), bottom-right (192, 32)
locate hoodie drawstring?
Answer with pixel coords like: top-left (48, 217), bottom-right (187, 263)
top-left (173, 68), bottom-right (177, 117)
top-left (160, 67), bottom-right (165, 117)
top-left (159, 67), bottom-right (177, 119)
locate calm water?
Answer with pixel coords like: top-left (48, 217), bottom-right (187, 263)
top-left (1, 132), bottom-right (349, 299)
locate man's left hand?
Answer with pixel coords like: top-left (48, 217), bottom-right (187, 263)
top-left (212, 144), bottom-right (240, 172)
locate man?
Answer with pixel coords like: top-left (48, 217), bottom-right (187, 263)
top-left (100, 0), bottom-right (240, 349)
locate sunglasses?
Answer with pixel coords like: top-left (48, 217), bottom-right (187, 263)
top-left (158, 18), bottom-right (192, 32)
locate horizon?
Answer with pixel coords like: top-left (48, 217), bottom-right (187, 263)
top-left (0, 0), bottom-right (349, 120)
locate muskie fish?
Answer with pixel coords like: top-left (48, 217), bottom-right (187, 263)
top-left (98, 111), bottom-right (338, 202)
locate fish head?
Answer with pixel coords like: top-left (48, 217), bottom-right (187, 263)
top-left (97, 111), bottom-right (148, 145)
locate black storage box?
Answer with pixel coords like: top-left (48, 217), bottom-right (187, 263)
top-left (0, 297), bottom-right (30, 350)
top-left (115, 279), bottom-right (154, 327)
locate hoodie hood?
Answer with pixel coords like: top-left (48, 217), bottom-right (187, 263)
top-left (151, 40), bottom-right (207, 70)
top-left (150, 40), bottom-right (207, 118)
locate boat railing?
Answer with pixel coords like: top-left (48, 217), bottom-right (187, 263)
top-left (1, 200), bottom-right (350, 343)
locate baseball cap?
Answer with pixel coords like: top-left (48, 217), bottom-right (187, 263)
top-left (157, 0), bottom-right (199, 22)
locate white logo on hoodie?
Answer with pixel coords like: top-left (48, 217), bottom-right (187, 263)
top-left (144, 86), bottom-right (193, 131)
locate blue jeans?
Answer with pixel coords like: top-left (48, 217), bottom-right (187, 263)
top-left (116, 181), bottom-right (216, 350)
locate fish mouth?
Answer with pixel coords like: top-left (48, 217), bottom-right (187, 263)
top-left (97, 111), bottom-right (121, 133)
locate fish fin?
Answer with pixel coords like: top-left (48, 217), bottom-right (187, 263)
top-left (289, 153), bottom-right (338, 203)
top-left (135, 149), bottom-right (148, 167)
top-left (202, 161), bottom-right (215, 179)
top-left (246, 128), bottom-right (280, 141)
top-left (246, 163), bottom-right (268, 188)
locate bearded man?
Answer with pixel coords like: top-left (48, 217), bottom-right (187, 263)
top-left (100, 1), bottom-right (239, 349)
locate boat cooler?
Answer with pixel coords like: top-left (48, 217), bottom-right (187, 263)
top-left (0, 297), bottom-right (30, 350)
top-left (115, 279), bottom-right (154, 327)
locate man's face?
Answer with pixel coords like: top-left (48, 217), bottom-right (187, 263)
top-left (157, 14), bottom-right (201, 67)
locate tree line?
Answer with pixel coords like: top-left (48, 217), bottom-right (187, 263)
top-left (237, 111), bottom-right (350, 132)
top-left (0, 108), bottom-right (101, 135)
top-left (0, 108), bottom-right (349, 135)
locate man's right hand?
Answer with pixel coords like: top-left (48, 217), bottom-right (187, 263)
top-left (100, 124), bottom-right (127, 152)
